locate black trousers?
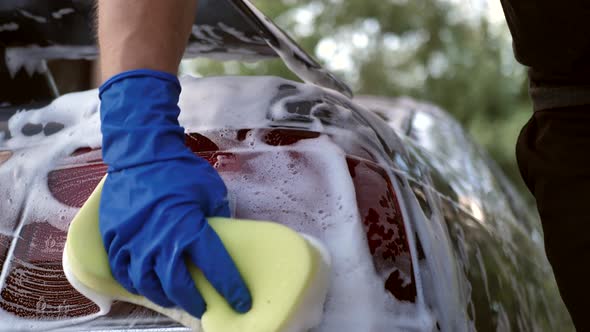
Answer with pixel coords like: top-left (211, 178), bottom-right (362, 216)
top-left (516, 107), bottom-right (590, 331)
top-left (501, 1), bottom-right (590, 330)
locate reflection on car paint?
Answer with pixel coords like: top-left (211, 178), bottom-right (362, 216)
top-left (0, 0), bottom-right (352, 99)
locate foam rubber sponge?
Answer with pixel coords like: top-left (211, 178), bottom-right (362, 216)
top-left (64, 176), bottom-right (330, 332)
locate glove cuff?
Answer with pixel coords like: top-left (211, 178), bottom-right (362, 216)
top-left (99, 69), bottom-right (180, 98)
top-left (100, 69), bottom-right (191, 172)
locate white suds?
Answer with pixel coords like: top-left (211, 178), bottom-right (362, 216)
top-left (0, 23), bottom-right (18, 32)
top-left (17, 10), bottom-right (47, 24)
top-left (51, 8), bottom-right (75, 19)
top-left (0, 76), bottom-right (431, 331)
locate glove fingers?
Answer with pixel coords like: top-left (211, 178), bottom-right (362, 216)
top-left (130, 267), bottom-right (175, 308)
top-left (109, 249), bottom-right (138, 295)
top-left (155, 254), bottom-right (207, 318)
top-left (188, 223), bottom-right (252, 313)
top-left (209, 200), bottom-right (231, 218)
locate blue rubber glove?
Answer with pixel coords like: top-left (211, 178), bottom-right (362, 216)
top-left (98, 69), bottom-right (252, 318)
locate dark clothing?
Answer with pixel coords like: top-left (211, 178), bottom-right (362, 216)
top-left (501, 1), bottom-right (590, 330)
top-left (516, 108), bottom-right (590, 331)
top-left (500, 0), bottom-right (590, 111)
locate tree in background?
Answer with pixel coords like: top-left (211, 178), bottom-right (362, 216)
top-left (184, 0), bottom-right (533, 200)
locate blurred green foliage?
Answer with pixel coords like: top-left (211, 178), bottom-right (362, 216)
top-left (185, 0), bottom-right (534, 202)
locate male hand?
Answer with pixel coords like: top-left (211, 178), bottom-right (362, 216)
top-left (98, 69), bottom-right (252, 318)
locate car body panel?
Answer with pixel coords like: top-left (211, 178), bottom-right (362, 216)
top-left (0, 77), bottom-right (571, 331)
top-left (0, 0), bottom-right (573, 330)
top-left (0, 0), bottom-right (351, 106)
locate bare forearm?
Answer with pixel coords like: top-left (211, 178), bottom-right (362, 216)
top-left (97, 0), bottom-right (197, 81)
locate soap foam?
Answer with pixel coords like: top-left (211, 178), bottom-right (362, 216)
top-left (0, 90), bottom-right (103, 331)
top-left (217, 133), bottom-right (430, 331)
top-left (0, 75), bottom-right (433, 331)
top-left (0, 89), bottom-right (101, 233)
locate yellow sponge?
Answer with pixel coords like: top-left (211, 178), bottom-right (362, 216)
top-left (63, 176), bottom-right (330, 332)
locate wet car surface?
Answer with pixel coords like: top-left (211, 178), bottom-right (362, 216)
top-left (0, 0), bottom-right (573, 331)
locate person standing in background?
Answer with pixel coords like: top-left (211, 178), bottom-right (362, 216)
top-left (500, 1), bottom-right (590, 330)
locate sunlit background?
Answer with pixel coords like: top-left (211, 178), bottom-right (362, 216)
top-left (181, 0), bottom-right (533, 202)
